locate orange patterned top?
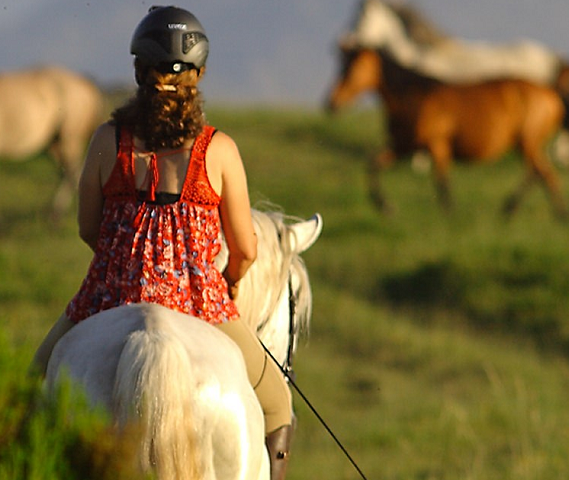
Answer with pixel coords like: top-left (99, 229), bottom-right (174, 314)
top-left (66, 125), bottom-right (239, 325)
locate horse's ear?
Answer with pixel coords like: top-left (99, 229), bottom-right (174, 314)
top-left (289, 214), bottom-right (323, 254)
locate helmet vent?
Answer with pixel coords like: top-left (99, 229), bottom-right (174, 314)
top-left (183, 32), bottom-right (206, 54)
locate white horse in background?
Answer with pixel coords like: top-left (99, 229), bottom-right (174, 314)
top-left (45, 209), bottom-right (323, 480)
top-left (342, 0), bottom-right (563, 85)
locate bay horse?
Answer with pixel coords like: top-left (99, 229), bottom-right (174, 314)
top-left (45, 209), bottom-right (323, 480)
top-left (0, 66), bottom-right (103, 220)
top-left (326, 46), bottom-right (567, 218)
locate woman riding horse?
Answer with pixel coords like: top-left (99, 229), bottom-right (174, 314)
top-left (33, 6), bottom-right (294, 479)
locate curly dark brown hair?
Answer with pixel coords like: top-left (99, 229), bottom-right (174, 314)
top-left (112, 61), bottom-right (206, 151)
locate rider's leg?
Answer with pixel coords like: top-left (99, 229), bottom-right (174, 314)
top-left (31, 312), bottom-right (75, 377)
top-left (215, 318), bottom-right (292, 431)
top-left (215, 318), bottom-right (294, 480)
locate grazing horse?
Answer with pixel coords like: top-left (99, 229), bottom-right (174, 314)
top-left (0, 66), bottom-right (102, 220)
top-left (326, 47), bottom-right (567, 218)
top-left (45, 209), bottom-right (323, 480)
top-left (342, 0), bottom-right (563, 86)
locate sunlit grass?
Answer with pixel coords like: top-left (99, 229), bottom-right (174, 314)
top-left (2, 106), bottom-right (569, 478)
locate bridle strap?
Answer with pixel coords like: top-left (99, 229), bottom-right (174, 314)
top-left (284, 275), bottom-right (297, 380)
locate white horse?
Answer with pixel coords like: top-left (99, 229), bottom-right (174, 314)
top-left (342, 0), bottom-right (562, 85)
top-left (45, 209), bottom-right (323, 480)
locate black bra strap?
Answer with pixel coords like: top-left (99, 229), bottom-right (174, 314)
top-left (114, 123), bottom-right (121, 155)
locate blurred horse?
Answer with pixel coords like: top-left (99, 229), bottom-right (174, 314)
top-left (342, 0), bottom-right (563, 86)
top-left (46, 209), bottom-right (323, 480)
top-left (0, 66), bottom-right (102, 220)
top-left (326, 47), bottom-right (567, 218)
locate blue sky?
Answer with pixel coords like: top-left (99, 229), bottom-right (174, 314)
top-left (0, 0), bottom-right (568, 106)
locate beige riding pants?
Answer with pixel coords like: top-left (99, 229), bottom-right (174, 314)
top-left (215, 319), bottom-right (292, 434)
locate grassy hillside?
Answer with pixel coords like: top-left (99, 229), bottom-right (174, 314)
top-left (2, 105), bottom-right (569, 479)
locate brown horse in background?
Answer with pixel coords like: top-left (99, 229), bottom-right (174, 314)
top-left (0, 66), bottom-right (103, 221)
top-left (326, 46), bottom-right (567, 218)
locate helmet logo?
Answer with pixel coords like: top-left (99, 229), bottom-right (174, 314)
top-left (168, 23), bottom-right (187, 30)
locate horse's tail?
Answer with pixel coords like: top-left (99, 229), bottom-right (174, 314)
top-left (113, 324), bottom-right (200, 480)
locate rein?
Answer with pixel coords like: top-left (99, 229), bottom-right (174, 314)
top-left (269, 276), bottom-right (369, 480)
top-left (283, 276), bottom-right (297, 379)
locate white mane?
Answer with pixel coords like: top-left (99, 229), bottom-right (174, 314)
top-left (343, 0), bottom-right (562, 85)
top-left (216, 208), bottom-right (314, 364)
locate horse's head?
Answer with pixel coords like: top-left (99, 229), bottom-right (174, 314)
top-left (325, 43), bottom-right (383, 113)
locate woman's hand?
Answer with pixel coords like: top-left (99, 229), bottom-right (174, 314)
top-left (223, 269), bottom-right (240, 300)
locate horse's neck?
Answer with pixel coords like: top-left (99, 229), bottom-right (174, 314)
top-left (380, 51), bottom-right (440, 95)
top-left (236, 253), bottom-right (290, 329)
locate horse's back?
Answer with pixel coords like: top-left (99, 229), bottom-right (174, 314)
top-left (0, 66), bottom-right (102, 159)
top-left (41, 67), bottom-right (102, 136)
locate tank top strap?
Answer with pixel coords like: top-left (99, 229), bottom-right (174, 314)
top-left (102, 126), bottom-right (136, 199)
top-left (181, 125), bottom-right (221, 206)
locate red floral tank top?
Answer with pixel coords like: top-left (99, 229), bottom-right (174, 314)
top-left (65, 125), bottom-right (239, 325)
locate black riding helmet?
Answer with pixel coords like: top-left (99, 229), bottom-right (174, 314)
top-left (130, 5), bottom-right (209, 74)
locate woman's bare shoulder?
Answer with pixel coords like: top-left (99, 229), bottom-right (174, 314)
top-left (208, 129), bottom-right (240, 157)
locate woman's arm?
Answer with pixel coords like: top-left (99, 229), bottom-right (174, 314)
top-left (208, 131), bottom-right (257, 298)
top-left (77, 123), bottom-right (116, 251)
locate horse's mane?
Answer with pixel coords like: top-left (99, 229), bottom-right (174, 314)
top-left (239, 208), bottom-right (312, 337)
top-left (378, 48), bottom-right (442, 90)
top-left (215, 206), bottom-right (312, 342)
top-left (348, 0), bottom-right (561, 85)
top-left (388, 2), bottom-right (449, 48)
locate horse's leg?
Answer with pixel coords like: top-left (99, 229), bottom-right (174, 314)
top-left (528, 156), bottom-right (567, 220)
top-left (519, 129), bottom-right (568, 219)
top-left (49, 136), bottom-right (83, 222)
top-left (428, 139), bottom-right (453, 211)
top-left (367, 149), bottom-right (396, 213)
top-left (515, 88), bottom-right (568, 219)
top-left (502, 170), bottom-right (537, 218)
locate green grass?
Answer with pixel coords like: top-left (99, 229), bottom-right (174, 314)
top-left (3, 105), bottom-right (569, 478)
